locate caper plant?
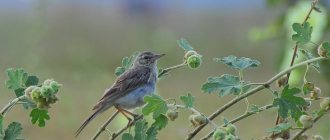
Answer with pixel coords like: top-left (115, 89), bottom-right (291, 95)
top-left (0, 68), bottom-right (61, 139)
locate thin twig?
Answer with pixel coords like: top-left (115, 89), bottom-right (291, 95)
top-left (158, 63), bottom-right (187, 78)
top-left (290, 111), bottom-right (326, 140)
top-left (92, 111), bottom-right (119, 140)
top-left (0, 95), bottom-right (27, 116)
top-left (201, 104), bottom-right (274, 140)
top-left (185, 57), bottom-right (327, 140)
top-left (110, 115), bottom-right (144, 140)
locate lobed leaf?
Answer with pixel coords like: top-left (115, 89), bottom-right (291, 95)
top-left (299, 48), bottom-right (320, 71)
top-left (177, 38), bottom-right (194, 51)
top-left (292, 22), bottom-right (313, 45)
top-left (201, 74), bottom-right (248, 97)
top-left (4, 122), bottom-right (22, 140)
top-left (122, 133), bottom-right (134, 140)
top-left (134, 120), bottom-right (148, 140)
top-left (30, 108), bottom-right (50, 127)
top-left (114, 52), bottom-right (138, 76)
top-left (151, 114), bottom-right (168, 130)
top-left (214, 55), bottom-right (260, 71)
top-left (142, 95), bottom-right (168, 119)
top-left (266, 123), bottom-right (291, 133)
top-left (146, 126), bottom-right (158, 140)
top-left (180, 93), bottom-right (195, 108)
top-left (25, 75), bottom-right (39, 87)
top-left (5, 68), bottom-right (28, 91)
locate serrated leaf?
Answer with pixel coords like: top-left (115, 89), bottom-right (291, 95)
top-left (0, 115), bottom-right (3, 136)
top-left (146, 126), bottom-right (158, 140)
top-left (4, 122), bottom-right (22, 140)
top-left (142, 95), bottom-right (168, 119)
top-left (273, 86), bottom-right (307, 121)
top-left (266, 123), bottom-right (291, 133)
top-left (134, 119), bottom-right (148, 140)
top-left (5, 68), bottom-right (28, 90)
top-left (299, 49), bottom-right (320, 71)
top-left (292, 22), bottom-right (313, 45)
top-left (180, 93), bottom-right (195, 108)
top-left (30, 108), bottom-right (50, 127)
top-left (214, 55), bottom-right (260, 71)
top-left (114, 52), bottom-right (138, 76)
top-left (321, 42), bottom-right (330, 57)
top-left (202, 74), bottom-right (247, 97)
top-left (25, 75), bottom-right (39, 87)
top-left (122, 133), bottom-right (134, 140)
top-left (151, 114), bottom-right (168, 130)
top-left (177, 38), bottom-right (194, 51)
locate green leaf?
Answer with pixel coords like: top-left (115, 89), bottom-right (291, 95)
top-left (151, 114), bottom-right (168, 130)
top-left (0, 115), bottom-right (3, 136)
top-left (299, 49), bottom-right (320, 71)
top-left (25, 75), bottom-right (39, 87)
top-left (5, 68), bottom-right (28, 91)
top-left (114, 52), bottom-right (138, 76)
top-left (214, 55), bottom-right (260, 71)
top-left (134, 120), bottom-right (148, 140)
top-left (249, 104), bottom-right (262, 113)
top-left (142, 95), bottom-right (168, 119)
top-left (266, 123), bottom-right (291, 133)
top-left (4, 122), bottom-right (22, 140)
top-left (321, 42), bottom-right (330, 57)
top-left (273, 86), bottom-right (307, 121)
top-left (180, 93), bottom-right (195, 108)
top-left (122, 133), bottom-right (134, 140)
top-left (30, 108), bottom-right (50, 127)
top-left (14, 88), bottom-right (36, 109)
top-left (202, 74), bottom-right (246, 97)
top-left (146, 126), bottom-right (158, 140)
top-left (292, 22), bottom-right (313, 45)
top-left (177, 38), bottom-right (194, 51)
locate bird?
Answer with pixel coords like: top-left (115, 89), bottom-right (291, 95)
top-left (75, 51), bottom-right (165, 137)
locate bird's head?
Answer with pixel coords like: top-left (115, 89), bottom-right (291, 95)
top-left (134, 51), bottom-right (165, 67)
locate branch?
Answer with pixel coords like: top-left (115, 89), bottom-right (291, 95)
top-left (290, 111), bottom-right (327, 140)
top-left (92, 111), bottom-right (119, 140)
top-left (0, 95), bottom-right (27, 116)
top-left (110, 115), bottom-right (143, 140)
top-left (201, 104), bottom-right (274, 140)
top-left (185, 57), bottom-right (327, 140)
top-left (158, 63), bottom-right (187, 78)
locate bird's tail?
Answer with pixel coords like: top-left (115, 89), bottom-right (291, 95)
top-left (75, 109), bottom-right (100, 137)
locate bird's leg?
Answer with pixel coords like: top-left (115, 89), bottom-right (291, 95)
top-left (114, 106), bottom-right (136, 128)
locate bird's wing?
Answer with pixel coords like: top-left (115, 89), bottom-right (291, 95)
top-left (92, 66), bottom-right (152, 110)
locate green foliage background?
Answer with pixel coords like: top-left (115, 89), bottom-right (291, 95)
top-left (0, 0), bottom-right (330, 139)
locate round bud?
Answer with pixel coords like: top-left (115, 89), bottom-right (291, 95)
top-left (277, 76), bottom-right (288, 87)
top-left (310, 87), bottom-right (321, 99)
top-left (193, 114), bottom-right (207, 125)
top-left (43, 79), bottom-right (53, 86)
top-left (320, 97), bottom-right (330, 110)
top-left (299, 115), bottom-right (313, 128)
top-left (212, 128), bottom-right (226, 140)
top-left (24, 86), bottom-right (37, 98)
top-left (318, 45), bottom-right (327, 57)
top-left (166, 110), bottom-right (178, 121)
top-left (311, 135), bottom-right (324, 140)
top-left (187, 54), bottom-right (202, 69)
top-left (184, 50), bottom-right (198, 60)
top-left (50, 81), bottom-right (61, 93)
top-left (224, 124), bottom-right (237, 135)
top-left (31, 87), bottom-right (43, 102)
top-left (41, 85), bottom-right (55, 98)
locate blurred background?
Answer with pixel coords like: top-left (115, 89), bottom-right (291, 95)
top-left (0, 0), bottom-right (330, 139)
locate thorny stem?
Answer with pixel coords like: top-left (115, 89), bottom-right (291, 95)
top-left (185, 57), bottom-right (327, 140)
top-left (201, 104), bottom-right (274, 140)
top-left (0, 95), bottom-right (27, 116)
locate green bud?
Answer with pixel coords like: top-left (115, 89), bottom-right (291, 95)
top-left (24, 86), bottom-right (37, 98)
top-left (187, 54), bottom-right (202, 69)
top-left (311, 135), bottom-right (324, 140)
top-left (184, 50), bottom-right (198, 60)
top-left (224, 124), bottom-right (237, 135)
top-left (320, 97), bottom-right (330, 110)
top-left (212, 128), bottom-right (226, 140)
top-left (50, 81), bottom-right (61, 93)
top-left (299, 115), bottom-right (313, 128)
top-left (41, 85), bottom-right (55, 98)
top-left (43, 79), bottom-right (53, 86)
top-left (166, 110), bottom-right (178, 121)
top-left (31, 87), bottom-right (43, 102)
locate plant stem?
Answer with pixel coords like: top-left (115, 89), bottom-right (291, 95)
top-left (158, 63), bottom-right (187, 78)
top-left (185, 57), bottom-right (327, 140)
top-left (201, 104), bottom-right (274, 140)
top-left (110, 115), bottom-right (144, 140)
top-left (92, 111), bottom-right (119, 140)
top-left (290, 111), bottom-right (327, 140)
top-left (0, 95), bottom-right (27, 116)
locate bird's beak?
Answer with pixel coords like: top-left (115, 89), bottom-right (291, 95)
top-left (154, 53), bottom-right (165, 59)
